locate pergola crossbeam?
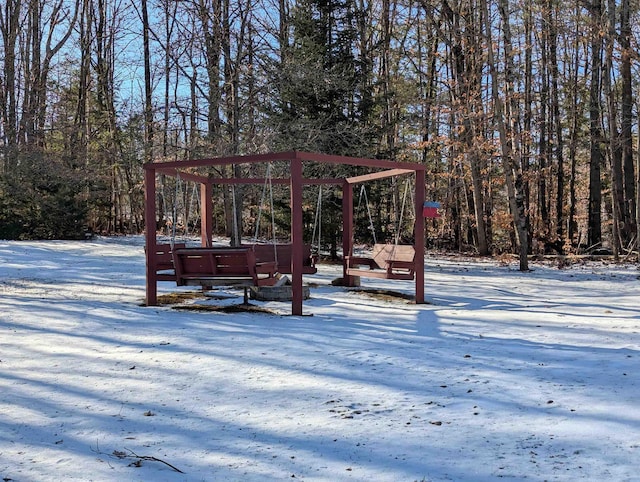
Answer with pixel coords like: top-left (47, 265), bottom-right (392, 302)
top-left (346, 168), bottom-right (414, 184)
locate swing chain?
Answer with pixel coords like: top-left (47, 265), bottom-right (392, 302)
top-left (312, 185), bottom-right (323, 254)
top-left (356, 184), bottom-right (377, 245)
top-left (394, 178), bottom-right (411, 245)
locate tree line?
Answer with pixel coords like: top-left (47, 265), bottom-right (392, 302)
top-left (0, 0), bottom-right (638, 264)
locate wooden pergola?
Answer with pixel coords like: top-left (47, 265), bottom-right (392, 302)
top-left (143, 151), bottom-right (426, 315)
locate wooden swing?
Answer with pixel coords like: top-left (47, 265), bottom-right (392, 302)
top-left (345, 243), bottom-right (416, 280)
top-left (152, 172), bottom-right (278, 290)
top-left (172, 245), bottom-right (278, 287)
top-left (147, 174), bottom-right (189, 282)
top-left (244, 163), bottom-right (317, 274)
top-left (345, 180), bottom-right (417, 281)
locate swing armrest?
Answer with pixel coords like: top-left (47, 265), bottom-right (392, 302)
top-left (255, 261), bottom-right (277, 275)
top-left (345, 255), bottom-right (380, 270)
top-left (385, 259), bottom-right (415, 272)
top-left (309, 254), bottom-right (318, 268)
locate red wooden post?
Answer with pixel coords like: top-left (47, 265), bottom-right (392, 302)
top-left (144, 167), bottom-right (158, 306)
top-left (290, 158), bottom-right (304, 315)
top-left (414, 169), bottom-right (426, 304)
top-left (342, 180), bottom-right (355, 286)
top-left (200, 181), bottom-right (213, 247)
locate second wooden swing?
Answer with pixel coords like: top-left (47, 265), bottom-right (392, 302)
top-left (345, 179), bottom-right (417, 280)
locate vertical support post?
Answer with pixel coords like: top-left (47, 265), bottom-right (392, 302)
top-left (290, 158), bottom-right (304, 315)
top-left (414, 169), bottom-right (426, 303)
top-left (144, 166), bottom-right (158, 306)
top-left (342, 181), bottom-right (355, 286)
top-left (201, 181), bottom-right (213, 247)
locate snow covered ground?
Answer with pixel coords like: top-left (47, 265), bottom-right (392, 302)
top-left (1, 236), bottom-right (639, 481)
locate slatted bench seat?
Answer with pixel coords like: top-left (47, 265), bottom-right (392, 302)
top-left (345, 243), bottom-right (416, 280)
top-left (248, 243), bottom-right (318, 274)
top-left (173, 247), bottom-right (278, 287)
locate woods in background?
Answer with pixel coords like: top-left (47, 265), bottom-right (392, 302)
top-left (0, 0), bottom-right (638, 259)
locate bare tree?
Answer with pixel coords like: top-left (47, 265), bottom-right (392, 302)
top-left (620, 0), bottom-right (636, 246)
top-left (483, 0), bottom-right (529, 269)
top-left (141, 0), bottom-right (153, 164)
top-left (438, 0), bottom-right (490, 255)
top-left (587, 0), bottom-right (605, 248)
top-left (0, 0), bottom-right (23, 159)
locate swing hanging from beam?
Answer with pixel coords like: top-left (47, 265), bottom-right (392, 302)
top-left (160, 171), bottom-right (280, 290)
top-left (345, 178), bottom-right (417, 281)
top-left (244, 163), bottom-right (317, 274)
top-left (148, 174), bottom-right (188, 282)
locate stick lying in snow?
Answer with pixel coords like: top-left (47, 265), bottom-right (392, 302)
top-left (114, 449), bottom-right (185, 473)
top-left (92, 444), bottom-right (185, 474)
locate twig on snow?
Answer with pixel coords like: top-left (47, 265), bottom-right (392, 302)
top-left (114, 448), bottom-right (185, 474)
top-left (92, 443), bottom-right (184, 474)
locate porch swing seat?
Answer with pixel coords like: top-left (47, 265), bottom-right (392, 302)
top-left (173, 246), bottom-right (278, 287)
top-left (345, 243), bottom-right (416, 280)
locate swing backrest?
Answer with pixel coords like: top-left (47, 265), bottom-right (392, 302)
top-left (153, 243), bottom-right (185, 281)
top-left (371, 243), bottom-right (415, 269)
top-left (248, 243), bottom-right (317, 274)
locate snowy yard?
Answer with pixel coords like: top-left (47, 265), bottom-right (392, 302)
top-left (1, 237), bottom-right (639, 481)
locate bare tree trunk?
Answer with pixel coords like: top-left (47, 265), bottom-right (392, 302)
top-left (162, 0), bottom-right (177, 158)
top-left (20, 0), bottom-right (78, 147)
top-left (441, 0), bottom-right (489, 255)
top-left (567, 3), bottom-right (582, 247)
top-left (379, 0), bottom-right (394, 158)
top-left (415, 8), bottom-right (439, 176)
top-left (605, 0), bottom-right (623, 255)
top-left (0, 0), bottom-right (21, 159)
top-left (142, 0), bottom-right (153, 164)
top-left (538, 13), bottom-right (550, 241)
top-left (620, 0), bottom-right (635, 242)
top-left (21, 0), bottom-right (41, 145)
top-left (522, 0), bottom-right (533, 235)
top-left (612, 176), bottom-right (620, 260)
top-left (197, 0), bottom-right (223, 145)
top-left (549, 1), bottom-right (564, 248)
top-left (636, 100), bottom-right (640, 261)
top-left (588, 0), bottom-right (604, 248)
top-left (72, 0), bottom-right (91, 160)
top-left (485, 0), bottom-right (529, 270)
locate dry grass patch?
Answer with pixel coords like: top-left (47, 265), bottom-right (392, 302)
top-left (172, 303), bottom-right (277, 315)
top-left (156, 291), bottom-right (207, 305)
top-left (149, 290), bottom-right (279, 314)
top-left (350, 288), bottom-right (418, 303)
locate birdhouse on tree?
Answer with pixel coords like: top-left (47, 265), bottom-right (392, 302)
top-left (422, 201), bottom-right (442, 218)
